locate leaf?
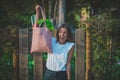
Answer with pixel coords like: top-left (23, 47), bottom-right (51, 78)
top-left (37, 19), bottom-right (55, 31)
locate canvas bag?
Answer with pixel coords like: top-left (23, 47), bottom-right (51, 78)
top-left (30, 6), bottom-right (52, 53)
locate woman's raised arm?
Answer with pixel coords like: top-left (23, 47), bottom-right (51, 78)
top-left (35, 5), bottom-right (40, 24)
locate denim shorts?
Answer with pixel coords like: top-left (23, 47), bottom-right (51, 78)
top-left (44, 68), bottom-right (68, 80)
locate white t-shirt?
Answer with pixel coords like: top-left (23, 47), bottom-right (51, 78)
top-left (46, 37), bottom-right (75, 71)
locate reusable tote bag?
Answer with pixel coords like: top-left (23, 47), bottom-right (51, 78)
top-left (30, 6), bottom-right (52, 53)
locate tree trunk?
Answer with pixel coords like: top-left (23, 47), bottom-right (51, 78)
top-left (48, 0), bottom-right (52, 19)
top-left (58, 0), bottom-right (66, 27)
top-left (54, 0), bottom-right (58, 18)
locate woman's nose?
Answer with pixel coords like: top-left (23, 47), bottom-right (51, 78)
top-left (60, 33), bottom-right (64, 37)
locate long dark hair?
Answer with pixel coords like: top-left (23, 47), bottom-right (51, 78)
top-left (56, 24), bottom-right (73, 42)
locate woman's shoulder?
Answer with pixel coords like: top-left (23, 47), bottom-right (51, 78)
top-left (52, 37), bottom-right (56, 41)
top-left (67, 41), bottom-right (75, 45)
top-left (52, 37), bottom-right (57, 45)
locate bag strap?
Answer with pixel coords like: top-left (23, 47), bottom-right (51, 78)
top-left (40, 6), bottom-right (46, 21)
top-left (39, 6), bottom-right (47, 27)
top-left (34, 5), bottom-right (47, 27)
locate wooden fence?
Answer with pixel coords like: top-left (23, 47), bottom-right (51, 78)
top-left (18, 28), bottom-right (85, 80)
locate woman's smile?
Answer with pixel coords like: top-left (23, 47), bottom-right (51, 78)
top-left (58, 28), bottom-right (68, 44)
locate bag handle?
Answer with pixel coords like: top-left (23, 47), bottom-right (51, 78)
top-left (40, 6), bottom-right (46, 21)
top-left (39, 6), bottom-right (47, 27)
top-left (35, 5), bottom-right (47, 27)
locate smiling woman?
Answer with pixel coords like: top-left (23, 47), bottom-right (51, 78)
top-left (34, 4), bottom-right (75, 80)
top-left (45, 24), bottom-right (75, 80)
top-left (56, 24), bottom-right (73, 44)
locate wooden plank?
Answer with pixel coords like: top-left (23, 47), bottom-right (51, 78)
top-left (19, 28), bottom-right (28, 53)
top-left (19, 54), bottom-right (28, 80)
top-left (75, 28), bottom-right (85, 80)
top-left (29, 28), bottom-right (43, 80)
top-left (33, 53), bottom-right (43, 80)
top-left (13, 50), bottom-right (19, 80)
top-left (19, 28), bottom-right (28, 80)
top-left (85, 24), bottom-right (92, 80)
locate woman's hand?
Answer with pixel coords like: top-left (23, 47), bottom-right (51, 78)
top-left (35, 5), bottom-right (40, 12)
top-left (66, 63), bottom-right (71, 80)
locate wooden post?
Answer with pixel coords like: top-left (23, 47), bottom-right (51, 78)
top-left (81, 7), bottom-right (92, 80)
top-left (19, 28), bottom-right (28, 80)
top-left (13, 49), bottom-right (19, 80)
top-left (33, 53), bottom-right (43, 80)
top-left (85, 24), bottom-right (92, 80)
top-left (13, 28), bottom-right (19, 80)
top-left (75, 28), bottom-right (85, 80)
top-left (29, 28), bottom-right (44, 80)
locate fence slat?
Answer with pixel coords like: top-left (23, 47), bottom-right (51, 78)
top-left (29, 28), bottom-right (44, 80)
top-left (13, 50), bottom-right (19, 80)
top-left (19, 28), bottom-right (28, 80)
top-left (19, 54), bottom-right (28, 80)
top-left (19, 28), bottom-right (28, 53)
top-left (75, 28), bottom-right (85, 80)
top-left (33, 53), bottom-right (43, 80)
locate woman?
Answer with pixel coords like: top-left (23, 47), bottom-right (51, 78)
top-left (35, 5), bottom-right (75, 80)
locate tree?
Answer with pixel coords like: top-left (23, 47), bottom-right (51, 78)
top-left (58, 0), bottom-right (66, 27)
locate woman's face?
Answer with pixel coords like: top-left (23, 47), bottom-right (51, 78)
top-left (58, 27), bottom-right (68, 44)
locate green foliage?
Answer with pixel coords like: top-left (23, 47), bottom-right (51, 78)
top-left (0, 51), bottom-right (13, 80)
top-left (37, 19), bottom-right (55, 31)
top-left (71, 53), bottom-right (76, 80)
top-left (72, 7), bottom-right (120, 79)
top-left (88, 13), bottom-right (120, 80)
top-left (28, 54), bottom-right (34, 80)
top-left (13, 13), bottom-right (31, 28)
top-left (0, 27), bottom-right (18, 80)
